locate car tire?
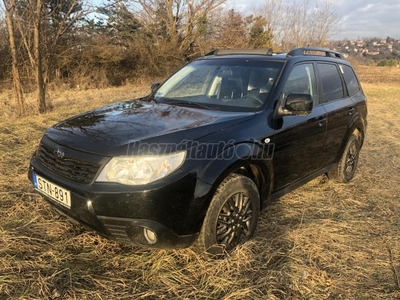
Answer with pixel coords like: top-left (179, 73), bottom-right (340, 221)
top-left (193, 173), bottom-right (260, 255)
top-left (329, 134), bottom-right (361, 183)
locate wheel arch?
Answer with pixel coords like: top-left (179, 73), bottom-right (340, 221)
top-left (198, 142), bottom-right (274, 209)
top-left (336, 115), bottom-right (366, 162)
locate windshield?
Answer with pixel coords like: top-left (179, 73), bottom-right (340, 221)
top-left (154, 59), bottom-right (283, 111)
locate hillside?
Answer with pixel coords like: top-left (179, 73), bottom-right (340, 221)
top-left (1, 66), bottom-right (400, 299)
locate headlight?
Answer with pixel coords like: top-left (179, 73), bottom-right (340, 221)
top-left (96, 151), bottom-right (186, 185)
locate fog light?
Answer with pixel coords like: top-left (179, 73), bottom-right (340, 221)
top-left (143, 228), bottom-right (157, 244)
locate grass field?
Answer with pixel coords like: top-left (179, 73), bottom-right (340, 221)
top-left (1, 66), bottom-right (400, 299)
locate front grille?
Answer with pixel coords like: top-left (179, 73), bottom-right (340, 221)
top-left (37, 144), bottom-right (100, 184)
top-left (102, 222), bottom-right (131, 243)
top-left (98, 216), bottom-right (147, 244)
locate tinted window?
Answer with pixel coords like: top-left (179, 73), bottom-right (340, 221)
top-left (282, 63), bottom-right (319, 104)
top-left (317, 63), bottom-right (344, 102)
top-left (340, 64), bottom-right (360, 97)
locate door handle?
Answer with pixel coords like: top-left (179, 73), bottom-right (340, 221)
top-left (316, 117), bottom-right (326, 127)
top-left (348, 107), bottom-right (355, 115)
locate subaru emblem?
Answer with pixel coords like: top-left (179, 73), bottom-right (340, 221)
top-left (55, 149), bottom-right (65, 159)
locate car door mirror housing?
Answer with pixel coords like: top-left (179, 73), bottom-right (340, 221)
top-left (279, 93), bottom-right (313, 116)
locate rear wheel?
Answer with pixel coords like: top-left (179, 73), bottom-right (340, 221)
top-left (329, 134), bottom-right (361, 183)
top-left (194, 174), bottom-right (260, 255)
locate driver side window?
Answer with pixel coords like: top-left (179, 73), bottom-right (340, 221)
top-left (282, 64), bottom-right (319, 105)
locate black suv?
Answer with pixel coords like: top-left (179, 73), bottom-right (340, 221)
top-left (28, 47), bottom-right (367, 254)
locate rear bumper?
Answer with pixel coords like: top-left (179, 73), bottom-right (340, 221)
top-left (29, 156), bottom-right (212, 249)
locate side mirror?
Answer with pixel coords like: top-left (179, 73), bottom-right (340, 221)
top-left (278, 93), bottom-right (313, 116)
top-left (151, 82), bottom-right (161, 93)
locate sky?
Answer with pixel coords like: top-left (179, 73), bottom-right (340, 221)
top-left (332, 0), bottom-right (400, 40)
top-left (229, 0), bottom-right (400, 40)
top-left (91, 0), bottom-right (400, 40)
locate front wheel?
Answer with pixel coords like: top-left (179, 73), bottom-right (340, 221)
top-left (329, 134), bottom-right (361, 183)
top-left (193, 174), bottom-right (260, 255)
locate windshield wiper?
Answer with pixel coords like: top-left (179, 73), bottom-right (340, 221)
top-left (157, 98), bottom-right (220, 111)
top-left (147, 95), bottom-right (159, 103)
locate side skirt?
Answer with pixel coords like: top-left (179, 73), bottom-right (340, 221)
top-left (267, 163), bottom-right (336, 203)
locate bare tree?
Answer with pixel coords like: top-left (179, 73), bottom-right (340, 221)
top-left (281, 0), bottom-right (310, 48)
top-left (308, 0), bottom-right (341, 46)
top-left (0, 16), bottom-right (10, 83)
top-left (34, 0), bottom-right (46, 112)
top-left (259, 0), bottom-right (282, 43)
top-left (2, 0), bottom-right (25, 115)
top-left (259, 0), bottom-right (340, 50)
top-left (132, 0), bottom-right (226, 59)
top-left (11, 0), bottom-right (86, 113)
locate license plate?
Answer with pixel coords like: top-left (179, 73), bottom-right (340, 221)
top-left (33, 173), bottom-right (71, 208)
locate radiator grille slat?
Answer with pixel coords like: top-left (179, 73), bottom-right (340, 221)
top-left (37, 144), bottom-right (100, 184)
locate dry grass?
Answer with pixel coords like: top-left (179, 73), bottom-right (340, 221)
top-left (1, 67), bottom-right (400, 299)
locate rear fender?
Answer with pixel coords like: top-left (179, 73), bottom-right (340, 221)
top-left (337, 114), bottom-right (366, 161)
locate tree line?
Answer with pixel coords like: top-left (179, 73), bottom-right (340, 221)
top-left (0, 0), bottom-right (339, 115)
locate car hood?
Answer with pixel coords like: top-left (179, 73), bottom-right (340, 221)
top-left (45, 99), bottom-right (255, 155)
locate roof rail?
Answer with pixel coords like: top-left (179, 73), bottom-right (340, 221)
top-left (287, 47), bottom-right (345, 59)
top-left (205, 48), bottom-right (274, 56)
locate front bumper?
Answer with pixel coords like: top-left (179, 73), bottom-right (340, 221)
top-left (29, 156), bottom-right (213, 249)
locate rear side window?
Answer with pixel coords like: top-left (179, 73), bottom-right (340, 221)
top-left (317, 63), bottom-right (344, 102)
top-left (340, 64), bottom-right (361, 96)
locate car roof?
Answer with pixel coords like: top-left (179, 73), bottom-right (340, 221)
top-left (199, 54), bottom-right (287, 62)
top-left (199, 47), bottom-right (349, 65)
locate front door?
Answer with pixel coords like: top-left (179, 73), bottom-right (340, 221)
top-left (273, 63), bottom-right (327, 191)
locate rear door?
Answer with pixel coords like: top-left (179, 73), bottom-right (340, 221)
top-left (317, 63), bottom-right (355, 163)
top-left (273, 63), bottom-right (327, 191)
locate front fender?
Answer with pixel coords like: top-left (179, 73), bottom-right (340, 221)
top-left (197, 142), bottom-right (274, 202)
